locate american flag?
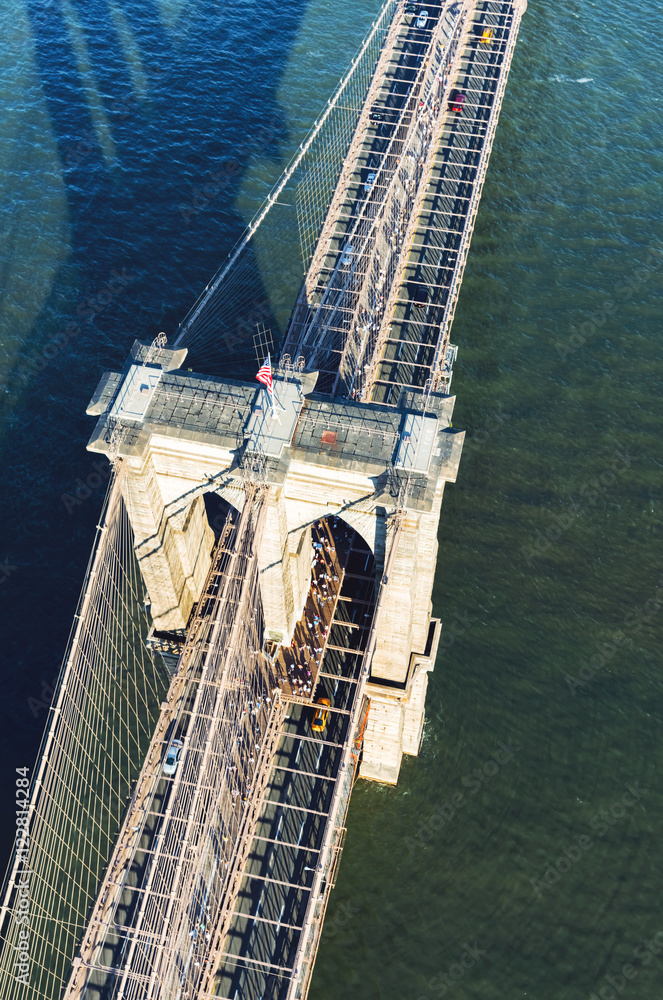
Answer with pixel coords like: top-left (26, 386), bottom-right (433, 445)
top-left (255, 354), bottom-right (273, 394)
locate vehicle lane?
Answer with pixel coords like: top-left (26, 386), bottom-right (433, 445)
top-left (371, 0), bottom-right (521, 403)
top-left (297, 6), bottom-right (442, 391)
top-left (214, 531), bottom-right (376, 1000)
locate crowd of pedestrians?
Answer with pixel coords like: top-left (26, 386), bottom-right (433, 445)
top-left (276, 517), bottom-right (353, 700)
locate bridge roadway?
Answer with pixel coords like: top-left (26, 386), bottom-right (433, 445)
top-left (303, 2), bottom-right (443, 295)
top-left (285, 0), bottom-right (459, 388)
top-left (211, 534), bottom-right (376, 1000)
top-left (64, 512), bottom-right (377, 1000)
top-left (284, 0), bottom-right (525, 403)
top-left (369, 0), bottom-right (524, 402)
top-left (305, 1), bottom-right (453, 288)
top-left (63, 496), bottom-right (282, 1000)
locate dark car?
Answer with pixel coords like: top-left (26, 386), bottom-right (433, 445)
top-left (449, 90), bottom-right (466, 113)
top-left (370, 105), bottom-right (399, 123)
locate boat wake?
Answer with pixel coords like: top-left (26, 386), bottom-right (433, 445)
top-left (548, 74), bottom-right (594, 83)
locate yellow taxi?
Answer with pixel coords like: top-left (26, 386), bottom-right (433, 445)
top-left (311, 698), bottom-right (331, 733)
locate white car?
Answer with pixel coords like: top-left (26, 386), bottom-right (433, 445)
top-left (364, 172), bottom-right (377, 193)
top-left (163, 738), bottom-right (184, 776)
top-left (416, 9), bottom-right (428, 28)
top-left (340, 244), bottom-right (355, 267)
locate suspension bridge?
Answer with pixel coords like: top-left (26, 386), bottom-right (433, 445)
top-left (0, 1), bottom-right (526, 997)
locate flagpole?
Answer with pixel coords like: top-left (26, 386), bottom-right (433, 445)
top-left (255, 353), bottom-right (282, 423)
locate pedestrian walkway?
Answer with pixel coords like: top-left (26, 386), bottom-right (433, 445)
top-left (275, 518), bottom-right (353, 702)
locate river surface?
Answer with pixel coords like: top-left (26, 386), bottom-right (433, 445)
top-left (1, 1), bottom-right (662, 998)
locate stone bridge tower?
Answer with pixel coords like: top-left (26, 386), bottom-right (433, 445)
top-left (87, 341), bottom-right (464, 783)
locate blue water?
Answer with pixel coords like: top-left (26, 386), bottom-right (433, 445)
top-left (1, 1), bottom-right (662, 998)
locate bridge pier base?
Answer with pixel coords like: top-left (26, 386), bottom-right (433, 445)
top-left (361, 618), bottom-right (441, 784)
top-left (359, 492), bottom-right (444, 783)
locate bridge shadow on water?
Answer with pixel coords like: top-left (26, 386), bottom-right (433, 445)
top-left (0, 0), bottom-right (311, 870)
top-left (21, 0), bottom-right (303, 371)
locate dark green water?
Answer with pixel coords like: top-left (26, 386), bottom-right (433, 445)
top-left (313, 2), bottom-right (663, 999)
top-left (1, 0), bottom-right (661, 998)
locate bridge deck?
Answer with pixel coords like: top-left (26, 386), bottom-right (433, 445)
top-left (370, 0), bottom-right (523, 402)
top-left (285, 0), bottom-right (458, 391)
top-left (63, 511), bottom-right (375, 1000)
top-left (283, 0), bottom-right (525, 404)
top-left (212, 549), bottom-right (373, 999)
